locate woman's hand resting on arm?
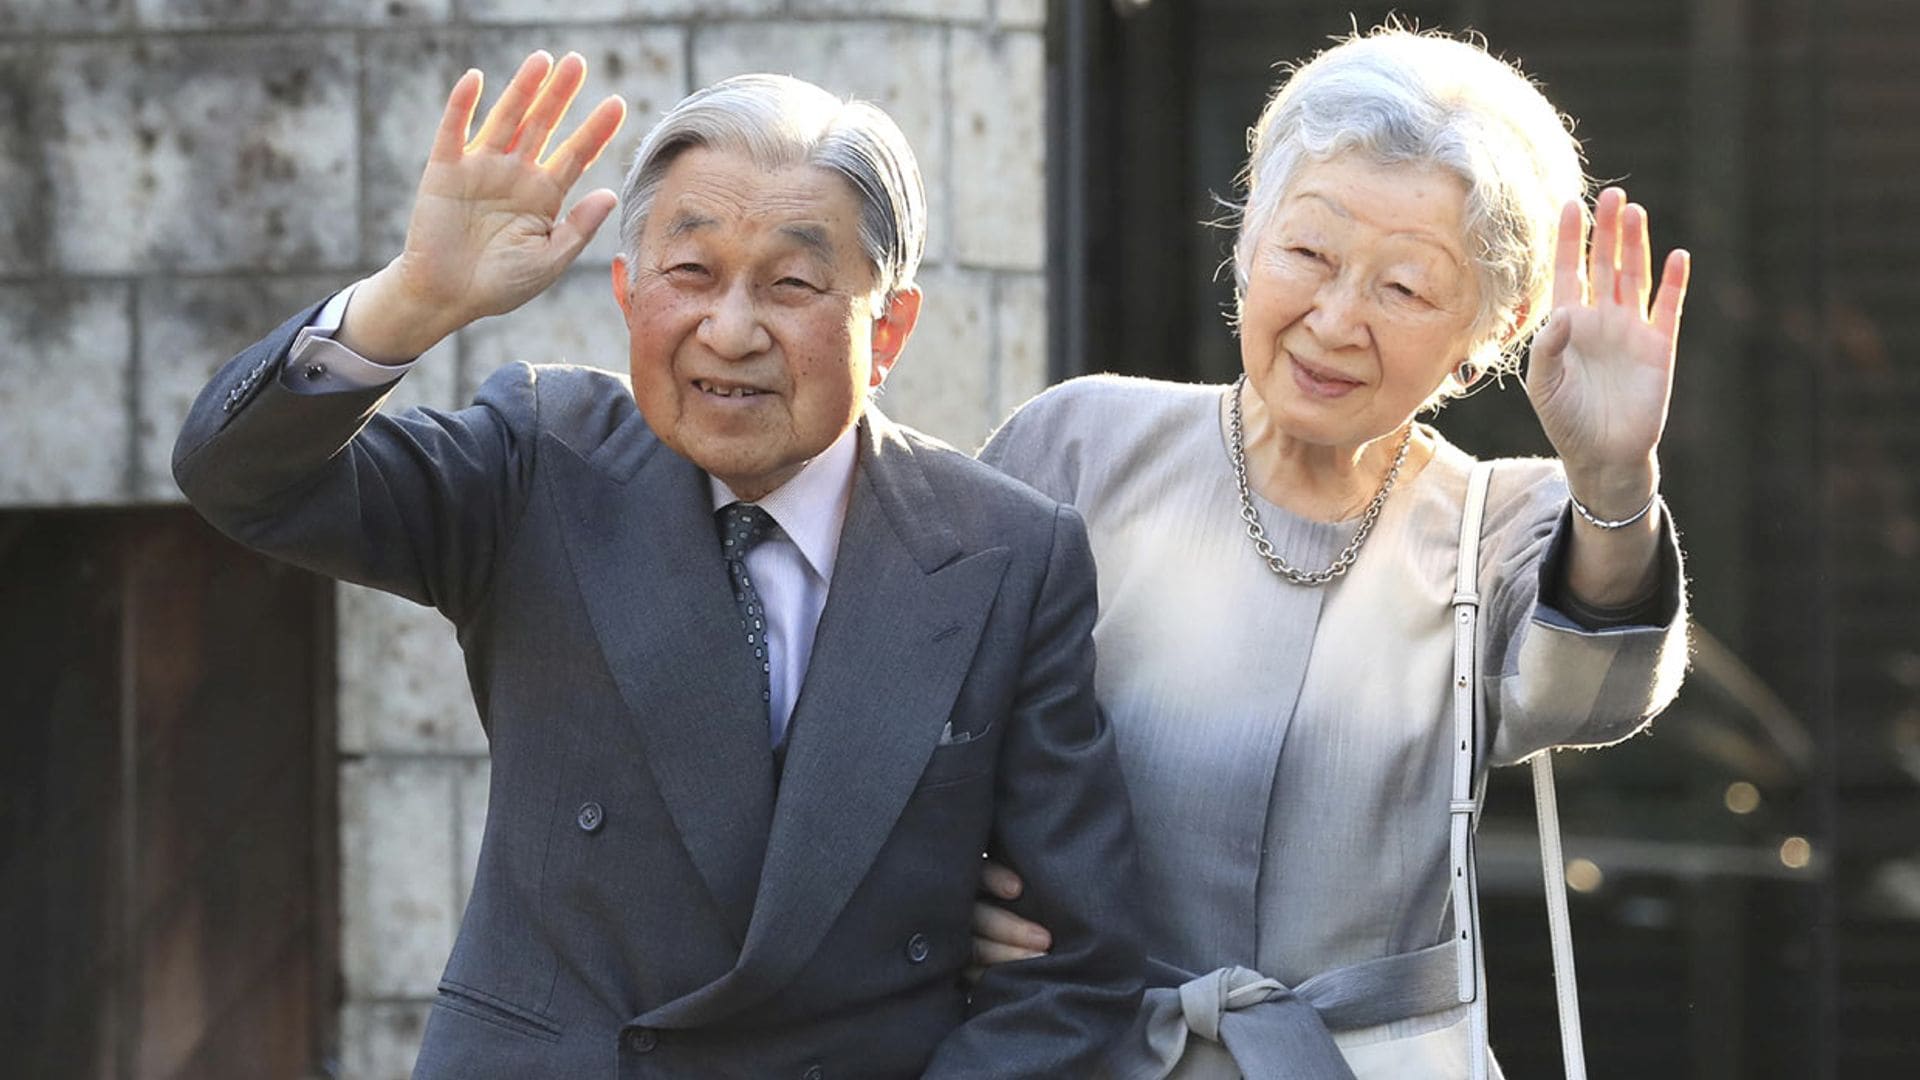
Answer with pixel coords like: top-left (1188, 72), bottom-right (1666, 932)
top-left (964, 860), bottom-right (1054, 983)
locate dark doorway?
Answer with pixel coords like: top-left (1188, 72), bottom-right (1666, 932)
top-left (1050, 0), bottom-right (1920, 1074)
top-left (0, 509), bottom-right (337, 1079)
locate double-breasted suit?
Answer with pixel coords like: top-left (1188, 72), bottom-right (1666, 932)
top-left (173, 299), bottom-right (1144, 1078)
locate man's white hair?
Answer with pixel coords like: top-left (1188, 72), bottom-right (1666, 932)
top-left (618, 73), bottom-right (927, 305)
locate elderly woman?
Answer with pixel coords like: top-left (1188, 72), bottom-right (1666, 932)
top-left (973, 27), bottom-right (1690, 1080)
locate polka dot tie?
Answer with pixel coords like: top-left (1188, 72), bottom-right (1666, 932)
top-left (718, 503), bottom-right (778, 743)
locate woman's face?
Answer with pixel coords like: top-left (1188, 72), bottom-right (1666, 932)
top-left (1239, 152), bottom-right (1485, 450)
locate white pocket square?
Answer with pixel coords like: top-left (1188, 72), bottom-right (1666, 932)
top-left (937, 721), bottom-right (987, 747)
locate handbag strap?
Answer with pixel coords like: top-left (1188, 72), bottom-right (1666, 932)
top-left (1534, 748), bottom-right (1588, 1077)
top-left (1452, 461), bottom-right (1588, 1080)
top-left (1450, 462), bottom-right (1493, 1080)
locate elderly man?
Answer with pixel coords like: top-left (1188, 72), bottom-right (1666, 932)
top-left (173, 52), bottom-right (1140, 1078)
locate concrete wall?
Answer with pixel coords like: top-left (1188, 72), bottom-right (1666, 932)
top-left (0, 3), bottom-right (1048, 1075)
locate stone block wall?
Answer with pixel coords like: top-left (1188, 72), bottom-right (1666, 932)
top-left (0, 3), bottom-right (1049, 1075)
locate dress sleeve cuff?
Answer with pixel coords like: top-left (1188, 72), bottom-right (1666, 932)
top-left (1533, 503), bottom-right (1682, 633)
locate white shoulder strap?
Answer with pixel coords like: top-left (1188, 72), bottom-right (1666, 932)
top-left (1452, 461), bottom-right (1588, 1080)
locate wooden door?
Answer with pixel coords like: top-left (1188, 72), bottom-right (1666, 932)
top-left (1, 508), bottom-right (335, 1079)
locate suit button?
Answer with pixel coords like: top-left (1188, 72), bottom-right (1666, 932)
top-left (576, 801), bottom-right (604, 833)
top-left (303, 361), bottom-right (328, 381)
top-left (905, 932), bottom-right (930, 964)
top-left (801, 1066), bottom-right (823, 1080)
top-left (624, 1027), bottom-right (657, 1054)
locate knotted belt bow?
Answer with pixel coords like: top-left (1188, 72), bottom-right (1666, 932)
top-left (1119, 942), bottom-right (1460, 1080)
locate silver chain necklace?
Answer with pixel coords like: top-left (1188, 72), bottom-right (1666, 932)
top-left (1228, 373), bottom-right (1413, 586)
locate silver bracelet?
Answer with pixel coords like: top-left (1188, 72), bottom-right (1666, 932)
top-left (1568, 489), bottom-right (1660, 530)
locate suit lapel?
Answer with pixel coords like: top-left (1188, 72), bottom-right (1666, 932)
top-left (548, 421), bottom-right (775, 946)
top-left (733, 412), bottom-right (1009, 997)
top-left (635, 412), bottom-right (1011, 1029)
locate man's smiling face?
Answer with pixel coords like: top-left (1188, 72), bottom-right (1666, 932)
top-left (613, 146), bottom-right (918, 501)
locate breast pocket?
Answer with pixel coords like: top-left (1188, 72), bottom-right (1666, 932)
top-left (916, 730), bottom-right (997, 791)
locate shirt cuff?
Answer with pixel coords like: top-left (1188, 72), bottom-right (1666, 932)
top-left (279, 279), bottom-right (421, 395)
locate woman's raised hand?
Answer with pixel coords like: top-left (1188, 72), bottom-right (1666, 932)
top-left (1525, 187), bottom-right (1690, 520)
top-left (342, 51), bottom-right (628, 362)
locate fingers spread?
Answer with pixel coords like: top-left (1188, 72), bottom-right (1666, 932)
top-left (1528, 307), bottom-right (1573, 386)
top-left (473, 51), bottom-right (554, 152)
top-left (512, 51), bottom-right (588, 162)
top-left (1652, 248), bottom-right (1691, 346)
top-left (551, 189), bottom-right (619, 263)
top-left (1550, 198), bottom-right (1586, 310)
top-left (547, 95), bottom-right (628, 191)
top-left (1619, 202), bottom-right (1652, 315)
top-left (431, 69), bottom-right (482, 164)
top-left (1589, 187), bottom-right (1624, 307)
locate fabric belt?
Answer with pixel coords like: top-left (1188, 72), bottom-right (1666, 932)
top-left (1117, 943), bottom-right (1460, 1080)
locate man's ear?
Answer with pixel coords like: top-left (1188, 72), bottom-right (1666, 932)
top-left (610, 257), bottom-right (632, 318)
top-left (869, 285), bottom-right (923, 389)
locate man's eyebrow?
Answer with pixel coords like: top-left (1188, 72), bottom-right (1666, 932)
top-left (665, 212), bottom-right (716, 238)
top-left (779, 223), bottom-right (837, 264)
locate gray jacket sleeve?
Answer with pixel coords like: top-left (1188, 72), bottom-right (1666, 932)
top-left (1479, 464), bottom-right (1690, 765)
top-left (171, 296), bottom-right (538, 627)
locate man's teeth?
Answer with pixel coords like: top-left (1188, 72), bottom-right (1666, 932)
top-left (697, 381), bottom-right (760, 398)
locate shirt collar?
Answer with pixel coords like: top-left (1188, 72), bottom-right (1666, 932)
top-left (708, 420), bottom-right (860, 585)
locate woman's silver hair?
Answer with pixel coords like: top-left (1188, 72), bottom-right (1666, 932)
top-left (618, 73), bottom-right (926, 305)
top-left (1234, 26), bottom-right (1590, 400)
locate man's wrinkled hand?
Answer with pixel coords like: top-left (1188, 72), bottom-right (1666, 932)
top-left (342, 50), bottom-right (628, 363)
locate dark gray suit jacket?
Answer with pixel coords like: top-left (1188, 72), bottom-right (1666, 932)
top-left (173, 301), bottom-right (1144, 1079)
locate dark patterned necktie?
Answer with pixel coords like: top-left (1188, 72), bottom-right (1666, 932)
top-left (717, 503), bottom-right (778, 742)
